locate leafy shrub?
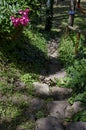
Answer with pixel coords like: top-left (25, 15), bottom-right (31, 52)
top-left (58, 35), bottom-right (75, 66)
top-left (75, 92), bottom-right (86, 103)
top-left (66, 58), bottom-right (86, 93)
top-left (72, 110), bottom-right (86, 122)
top-left (0, 0), bottom-right (41, 38)
top-left (58, 34), bottom-right (86, 116)
top-left (20, 73), bottom-right (38, 84)
top-left (0, 0), bottom-right (28, 34)
top-left (0, 81), bottom-right (14, 95)
top-left (58, 34), bottom-right (86, 66)
top-left (59, 34), bottom-right (86, 93)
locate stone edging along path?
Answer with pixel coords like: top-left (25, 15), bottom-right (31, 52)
top-left (32, 82), bottom-right (86, 130)
top-left (32, 39), bottom-right (86, 130)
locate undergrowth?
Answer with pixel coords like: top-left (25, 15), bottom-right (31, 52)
top-left (0, 28), bottom-right (48, 130)
top-left (58, 33), bottom-right (86, 122)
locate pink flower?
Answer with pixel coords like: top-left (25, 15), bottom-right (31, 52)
top-left (15, 18), bottom-right (20, 23)
top-left (19, 8), bottom-right (30, 16)
top-left (12, 18), bottom-right (20, 27)
top-left (11, 16), bottom-right (16, 23)
top-left (11, 16), bottom-right (15, 20)
top-left (23, 11), bottom-right (28, 16)
top-left (20, 16), bottom-right (29, 26)
top-left (25, 8), bottom-right (30, 13)
top-left (11, 8), bottom-right (30, 27)
top-left (19, 10), bottom-right (24, 15)
top-left (13, 23), bottom-right (18, 27)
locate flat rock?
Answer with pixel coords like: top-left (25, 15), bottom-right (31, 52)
top-left (65, 122), bottom-right (86, 130)
top-left (50, 87), bottom-right (72, 100)
top-left (47, 101), bottom-right (69, 122)
top-left (35, 116), bottom-right (64, 130)
top-left (33, 82), bottom-right (49, 97)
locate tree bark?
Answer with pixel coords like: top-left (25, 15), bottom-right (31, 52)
top-left (45, 0), bottom-right (54, 31)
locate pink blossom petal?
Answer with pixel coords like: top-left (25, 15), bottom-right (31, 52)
top-left (19, 10), bottom-right (24, 15)
top-left (23, 12), bottom-right (28, 16)
top-left (11, 16), bottom-right (15, 20)
top-left (25, 8), bottom-right (30, 13)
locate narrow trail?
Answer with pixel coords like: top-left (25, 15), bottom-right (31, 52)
top-left (33, 1), bottom-right (86, 129)
top-left (33, 36), bottom-right (86, 129)
top-left (46, 38), bottom-right (66, 80)
top-left (39, 0), bottom-right (68, 84)
top-left (39, 37), bottom-right (66, 86)
top-left (32, 1), bottom-right (86, 128)
top-left (33, 37), bottom-right (86, 129)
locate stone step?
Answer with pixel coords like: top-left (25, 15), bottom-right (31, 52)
top-left (47, 100), bottom-right (70, 123)
top-left (47, 100), bottom-right (85, 122)
top-left (32, 82), bottom-right (72, 100)
top-left (35, 116), bottom-right (64, 130)
top-left (65, 122), bottom-right (86, 130)
top-left (50, 87), bottom-right (72, 100)
top-left (35, 117), bottom-right (86, 130)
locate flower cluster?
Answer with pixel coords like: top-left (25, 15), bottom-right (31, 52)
top-left (11, 8), bottom-right (30, 27)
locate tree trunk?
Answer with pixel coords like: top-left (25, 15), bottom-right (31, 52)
top-left (45, 0), bottom-right (54, 31)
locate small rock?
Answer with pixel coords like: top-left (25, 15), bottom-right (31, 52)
top-left (50, 51), bottom-right (58, 58)
top-left (50, 87), bottom-right (72, 100)
top-left (39, 75), bottom-right (45, 82)
top-left (65, 122), bottom-right (86, 130)
top-left (33, 82), bottom-right (49, 97)
top-left (35, 116), bottom-right (64, 130)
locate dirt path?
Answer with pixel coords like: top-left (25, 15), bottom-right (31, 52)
top-left (40, 37), bottom-right (66, 85)
top-left (46, 38), bottom-right (66, 79)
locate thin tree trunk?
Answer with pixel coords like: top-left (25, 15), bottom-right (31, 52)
top-left (45, 0), bottom-right (54, 31)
